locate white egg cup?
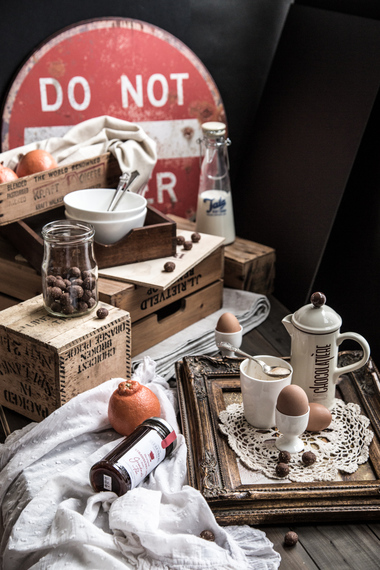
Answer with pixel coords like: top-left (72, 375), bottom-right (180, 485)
top-left (215, 325), bottom-right (243, 356)
top-left (275, 406), bottom-right (310, 453)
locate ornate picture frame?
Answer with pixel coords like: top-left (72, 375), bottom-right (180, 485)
top-left (175, 351), bottom-right (380, 525)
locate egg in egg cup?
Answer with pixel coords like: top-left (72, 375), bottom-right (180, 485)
top-left (215, 312), bottom-right (243, 356)
top-left (275, 407), bottom-right (310, 453)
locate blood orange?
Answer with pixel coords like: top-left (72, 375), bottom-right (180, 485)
top-left (108, 380), bottom-right (161, 436)
top-left (16, 149), bottom-right (58, 177)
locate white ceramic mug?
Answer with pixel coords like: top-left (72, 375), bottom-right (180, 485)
top-left (240, 356), bottom-right (293, 429)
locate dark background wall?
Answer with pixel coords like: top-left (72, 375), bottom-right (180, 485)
top-left (1, 0), bottom-right (380, 362)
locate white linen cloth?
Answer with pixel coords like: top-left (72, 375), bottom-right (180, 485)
top-left (0, 115), bottom-right (157, 193)
top-left (0, 357), bottom-right (280, 570)
top-left (133, 288), bottom-right (271, 379)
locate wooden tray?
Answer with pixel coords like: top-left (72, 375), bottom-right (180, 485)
top-left (0, 204), bottom-right (176, 271)
top-left (175, 351), bottom-right (380, 525)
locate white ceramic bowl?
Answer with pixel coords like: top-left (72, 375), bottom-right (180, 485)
top-left (64, 188), bottom-right (147, 222)
top-left (65, 208), bottom-right (147, 244)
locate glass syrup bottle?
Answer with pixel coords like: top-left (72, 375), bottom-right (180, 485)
top-left (90, 417), bottom-right (177, 496)
top-left (195, 121), bottom-right (235, 245)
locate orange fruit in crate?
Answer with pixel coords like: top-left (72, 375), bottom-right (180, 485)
top-left (16, 149), bottom-right (58, 177)
top-left (108, 379), bottom-right (161, 436)
top-left (0, 162), bottom-right (18, 182)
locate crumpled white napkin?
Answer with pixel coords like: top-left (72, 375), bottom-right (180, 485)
top-left (0, 115), bottom-right (157, 193)
top-left (133, 288), bottom-right (271, 379)
top-left (0, 357), bottom-right (281, 570)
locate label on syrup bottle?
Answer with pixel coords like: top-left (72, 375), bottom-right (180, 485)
top-left (115, 430), bottom-right (166, 489)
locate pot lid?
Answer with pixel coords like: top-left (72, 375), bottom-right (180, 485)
top-left (292, 292), bottom-right (342, 333)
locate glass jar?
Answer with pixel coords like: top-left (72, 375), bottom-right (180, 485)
top-left (195, 121), bottom-right (235, 245)
top-left (90, 417), bottom-right (177, 496)
top-left (41, 219), bottom-right (98, 317)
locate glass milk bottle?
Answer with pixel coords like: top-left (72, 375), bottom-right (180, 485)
top-left (195, 121), bottom-right (235, 245)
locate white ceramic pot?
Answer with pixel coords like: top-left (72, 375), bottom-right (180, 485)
top-left (282, 292), bottom-right (370, 410)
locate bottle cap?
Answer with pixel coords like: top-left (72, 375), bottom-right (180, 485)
top-left (201, 121), bottom-right (226, 136)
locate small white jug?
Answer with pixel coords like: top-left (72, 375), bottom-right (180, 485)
top-left (282, 292), bottom-right (370, 410)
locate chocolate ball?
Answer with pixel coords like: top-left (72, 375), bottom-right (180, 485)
top-left (278, 450), bottom-right (291, 464)
top-left (176, 235), bottom-right (186, 245)
top-left (275, 462), bottom-right (290, 478)
top-left (284, 531), bottom-right (298, 546)
top-left (302, 451), bottom-right (317, 466)
top-left (164, 261), bottom-right (176, 272)
top-left (96, 307), bottom-right (109, 319)
top-left (200, 530), bottom-right (215, 542)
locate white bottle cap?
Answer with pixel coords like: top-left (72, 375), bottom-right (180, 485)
top-left (201, 121), bottom-right (226, 136)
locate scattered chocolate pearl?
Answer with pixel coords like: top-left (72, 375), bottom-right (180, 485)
top-left (164, 261), bottom-right (176, 272)
top-left (275, 462), bottom-right (290, 478)
top-left (200, 530), bottom-right (215, 542)
top-left (183, 241), bottom-right (193, 250)
top-left (278, 450), bottom-right (291, 464)
top-left (191, 232), bottom-right (201, 243)
top-left (96, 307), bottom-right (109, 319)
top-left (284, 531), bottom-right (298, 546)
top-left (176, 235), bottom-right (186, 245)
top-left (302, 451), bottom-right (317, 466)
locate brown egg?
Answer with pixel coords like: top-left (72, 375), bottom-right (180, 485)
top-left (216, 312), bottom-right (241, 333)
top-left (306, 403), bottom-right (332, 431)
top-left (276, 385), bottom-right (309, 416)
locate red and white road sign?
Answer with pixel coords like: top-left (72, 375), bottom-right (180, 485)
top-left (1, 18), bottom-right (226, 218)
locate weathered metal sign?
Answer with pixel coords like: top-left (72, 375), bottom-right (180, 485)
top-left (1, 18), bottom-right (226, 218)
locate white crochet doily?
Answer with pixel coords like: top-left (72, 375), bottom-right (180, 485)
top-left (219, 399), bottom-right (374, 482)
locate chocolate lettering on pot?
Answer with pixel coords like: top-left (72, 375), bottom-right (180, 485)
top-left (310, 344), bottom-right (332, 395)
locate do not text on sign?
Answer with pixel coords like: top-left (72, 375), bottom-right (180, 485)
top-left (1, 19), bottom-right (225, 218)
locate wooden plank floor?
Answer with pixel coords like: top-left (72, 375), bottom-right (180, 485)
top-left (1, 295), bottom-right (380, 568)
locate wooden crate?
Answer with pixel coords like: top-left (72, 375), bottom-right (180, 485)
top-left (224, 237), bottom-right (275, 294)
top-left (131, 279), bottom-right (223, 356)
top-left (98, 245), bottom-right (224, 322)
top-left (0, 152), bottom-right (121, 226)
top-left (0, 205), bottom-right (176, 272)
top-left (169, 215), bottom-right (275, 295)
top-left (0, 295), bottom-right (131, 422)
top-left (0, 235), bottom-right (224, 357)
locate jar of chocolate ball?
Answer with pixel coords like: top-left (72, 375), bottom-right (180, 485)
top-left (41, 219), bottom-right (98, 317)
